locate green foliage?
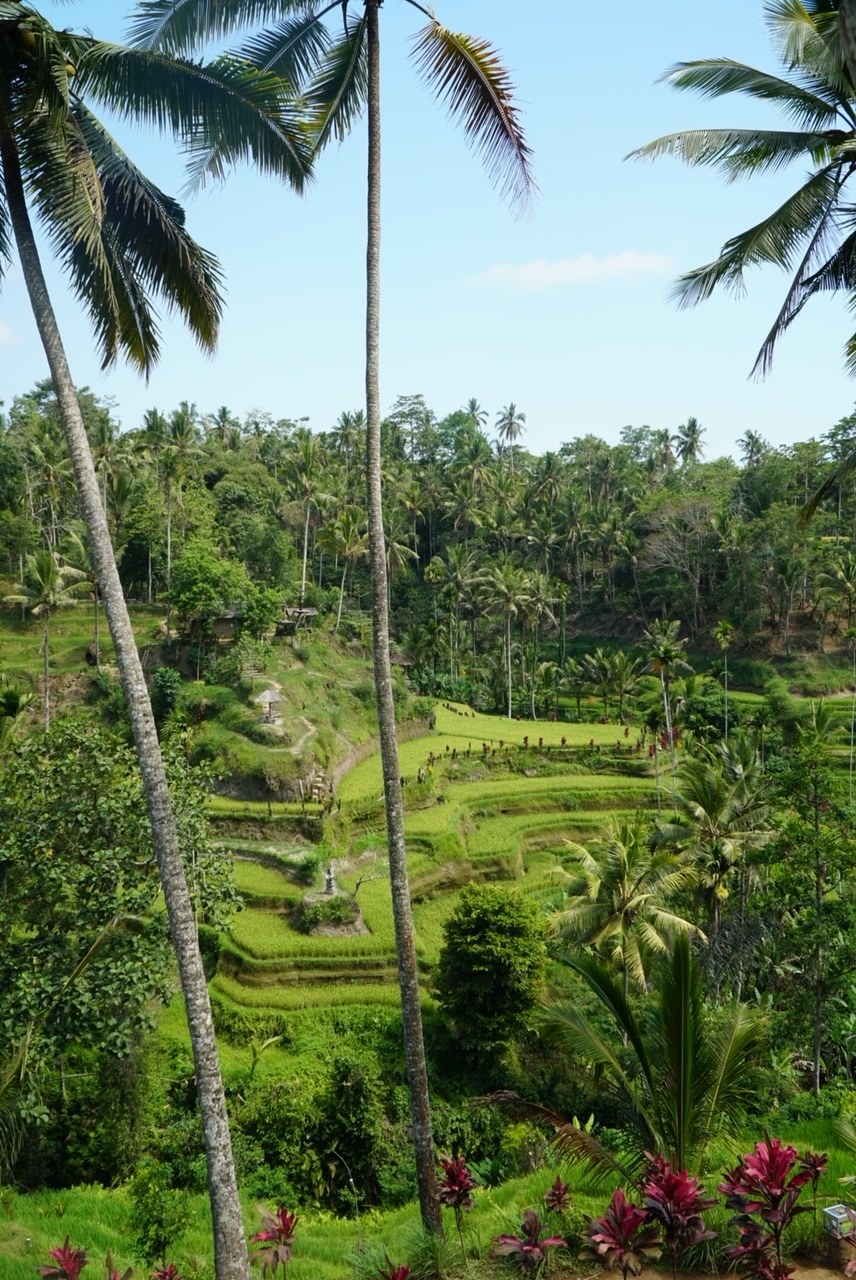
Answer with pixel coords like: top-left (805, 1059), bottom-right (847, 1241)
top-left (435, 883), bottom-right (546, 1060)
top-left (151, 666), bottom-right (184, 727)
top-left (299, 896), bottom-right (358, 931)
top-left (0, 721), bottom-right (237, 1096)
top-left (128, 1160), bottom-right (191, 1265)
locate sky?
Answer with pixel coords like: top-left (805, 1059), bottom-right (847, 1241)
top-left (3, 0), bottom-right (856, 461)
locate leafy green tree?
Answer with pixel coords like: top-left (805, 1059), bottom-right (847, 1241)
top-left (135, 0), bottom-right (533, 1229)
top-left (0, 720), bottom-right (237, 1053)
top-left (0, 8), bottom-right (310, 1269)
top-left (762, 733), bottom-right (856, 1093)
top-left (435, 883), bottom-right (546, 1063)
top-left (630, 1), bottom-right (856, 378)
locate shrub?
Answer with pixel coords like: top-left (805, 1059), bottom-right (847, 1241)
top-left (300, 895), bottom-right (358, 931)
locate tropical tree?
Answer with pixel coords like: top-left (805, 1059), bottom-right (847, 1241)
top-left (534, 934), bottom-right (767, 1177)
top-left (479, 557), bottom-right (530, 719)
top-left (631, 0), bottom-right (856, 380)
top-left (495, 402), bottom-right (527, 473)
top-left (552, 815), bottom-right (702, 998)
top-left (0, 8), bottom-right (311, 1275)
top-left (5, 549), bottom-right (88, 729)
top-left (317, 503), bottom-right (367, 632)
top-left (712, 619), bottom-right (735, 739)
top-left (655, 747), bottom-right (770, 957)
top-left (675, 416), bottom-right (705, 467)
top-left (643, 620), bottom-right (693, 779)
top-left (132, 0), bottom-right (533, 1235)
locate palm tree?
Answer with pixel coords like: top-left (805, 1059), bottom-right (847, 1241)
top-left (631, 1), bottom-right (856, 380)
top-left (533, 934), bottom-right (767, 1178)
top-left (5, 549), bottom-right (88, 729)
top-left (317, 504), bottom-right (367, 632)
top-left (0, 10), bottom-right (311, 1275)
top-left (134, 0), bottom-right (533, 1234)
top-left (479, 557), bottom-right (531, 719)
top-left (495, 402), bottom-right (527, 474)
top-left (642, 620), bottom-right (693, 779)
top-left (656, 748), bottom-right (770, 950)
top-left (675, 416), bottom-right (705, 467)
top-left (552, 816), bottom-right (702, 999)
top-left (712, 619), bottom-right (735, 740)
top-left (286, 426), bottom-right (327, 606)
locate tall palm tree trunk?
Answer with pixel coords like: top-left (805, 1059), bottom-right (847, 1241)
top-left (364, 0), bottom-right (441, 1235)
top-left (842, 2), bottom-right (856, 82)
top-left (42, 612), bottom-right (51, 731)
top-left (0, 119), bottom-right (250, 1280)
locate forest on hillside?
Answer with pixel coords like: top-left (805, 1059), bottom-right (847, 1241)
top-left (4, 383), bottom-right (856, 703)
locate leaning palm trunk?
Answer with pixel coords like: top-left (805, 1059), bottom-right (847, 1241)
top-left (842, 1), bottom-right (856, 83)
top-left (364, 0), bottom-right (441, 1235)
top-left (0, 126), bottom-right (250, 1280)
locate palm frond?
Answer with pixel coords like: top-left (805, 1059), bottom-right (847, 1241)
top-left (410, 21), bottom-right (535, 216)
top-left (750, 171), bottom-right (845, 375)
top-left (659, 57), bottom-right (843, 125)
top-left (128, 0), bottom-right (336, 55)
top-left (550, 953), bottom-right (658, 1100)
top-left (697, 1003), bottom-right (768, 1160)
top-left (628, 127), bottom-right (841, 177)
top-left (77, 105), bottom-right (223, 368)
top-left (305, 14), bottom-right (367, 150)
top-left (766, 0), bottom-right (852, 106)
top-left (74, 42), bottom-right (313, 194)
top-left (239, 12), bottom-right (332, 85)
top-left (672, 166), bottom-right (840, 307)
top-left (477, 1094), bottom-right (634, 1184)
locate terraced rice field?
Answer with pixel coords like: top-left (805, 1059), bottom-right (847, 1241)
top-left (210, 702), bottom-right (659, 1019)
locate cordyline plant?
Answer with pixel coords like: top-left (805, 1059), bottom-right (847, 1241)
top-left (105, 1252), bottom-right (133, 1280)
top-left (581, 1187), bottom-right (662, 1280)
top-left (39, 1239), bottom-right (88, 1280)
top-left (720, 1138), bottom-right (828, 1280)
top-left (249, 1206), bottom-right (298, 1277)
top-left (544, 1176), bottom-right (572, 1216)
top-left (375, 1259), bottom-right (411, 1280)
top-left (492, 1209), bottom-right (567, 1275)
top-left (438, 1156), bottom-right (478, 1257)
top-left (151, 1268), bottom-right (182, 1280)
top-left (640, 1153), bottom-right (716, 1280)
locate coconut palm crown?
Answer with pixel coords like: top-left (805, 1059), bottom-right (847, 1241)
top-left (629, 0), bottom-right (856, 378)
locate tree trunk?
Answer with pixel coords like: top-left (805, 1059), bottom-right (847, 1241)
top-left (0, 117), bottom-right (250, 1280)
top-left (364, 0), bottom-right (441, 1235)
top-left (42, 612), bottom-right (50, 731)
top-left (842, 1), bottom-right (856, 83)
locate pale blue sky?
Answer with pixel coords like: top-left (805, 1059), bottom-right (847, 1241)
top-left (3, 1), bottom-right (855, 457)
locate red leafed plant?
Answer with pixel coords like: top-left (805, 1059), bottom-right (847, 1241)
top-left (492, 1209), bottom-right (567, 1274)
top-left (544, 1176), bottom-right (572, 1216)
top-left (150, 1268), bottom-right (181, 1280)
top-left (374, 1258), bottom-right (411, 1280)
top-left (581, 1187), bottom-right (661, 1280)
top-left (438, 1156), bottom-right (478, 1257)
top-left (719, 1139), bottom-right (827, 1280)
top-left (641, 1153), bottom-right (717, 1279)
top-left (39, 1238), bottom-right (88, 1280)
top-left (250, 1206), bottom-right (299, 1276)
top-left (104, 1252), bottom-right (132, 1280)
